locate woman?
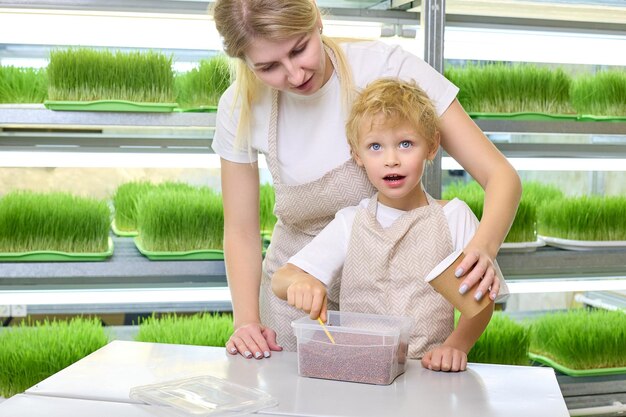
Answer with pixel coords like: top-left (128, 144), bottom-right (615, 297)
top-left (211, 0), bottom-right (521, 359)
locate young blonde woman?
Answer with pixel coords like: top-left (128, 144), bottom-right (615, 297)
top-left (211, 0), bottom-right (521, 359)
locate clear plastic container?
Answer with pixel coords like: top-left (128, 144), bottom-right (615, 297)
top-left (129, 375), bottom-right (278, 417)
top-left (291, 310), bottom-right (413, 385)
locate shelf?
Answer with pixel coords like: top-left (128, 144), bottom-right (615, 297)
top-left (476, 119), bottom-right (626, 136)
top-left (497, 247), bottom-right (626, 279)
top-left (0, 237), bottom-right (226, 287)
top-left (0, 106), bottom-right (216, 128)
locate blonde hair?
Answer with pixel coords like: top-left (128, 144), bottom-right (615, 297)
top-left (212, 0), bottom-right (355, 151)
top-left (346, 78), bottom-right (440, 154)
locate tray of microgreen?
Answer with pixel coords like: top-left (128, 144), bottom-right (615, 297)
top-left (528, 309), bottom-right (626, 377)
top-left (571, 69), bottom-right (626, 121)
top-left (44, 48), bottom-right (177, 112)
top-left (133, 186), bottom-right (224, 260)
top-left (174, 55), bottom-right (231, 112)
top-left (455, 311), bottom-right (530, 366)
top-left (467, 112), bottom-right (578, 121)
top-left (445, 63), bottom-right (576, 119)
top-left (111, 181), bottom-right (196, 237)
top-left (538, 195), bottom-right (626, 250)
top-left (0, 317), bottom-right (108, 398)
top-left (260, 183), bottom-right (277, 242)
top-left (0, 65), bottom-right (47, 104)
top-left (443, 180), bottom-right (541, 252)
top-left (0, 191), bottom-right (113, 262)
top-left (135, 312), bottom-right (233, 346)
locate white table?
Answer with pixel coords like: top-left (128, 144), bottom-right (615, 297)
top-left (15, 340), bottom-right (569, 417)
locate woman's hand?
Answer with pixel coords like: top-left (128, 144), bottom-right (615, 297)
top-left (456, 245), bottom-right (501, 302)
top-left (421, 345), bottom-right (468, 372)
top-left (226, 322), bottom-right (282, 359)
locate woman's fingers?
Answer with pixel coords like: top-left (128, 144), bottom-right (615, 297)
top-left (226, 323), bottom-right (282, 359)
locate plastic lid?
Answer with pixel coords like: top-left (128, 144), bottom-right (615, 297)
top-left (129, 375), bottom-right (278, 417)
top-left (424, 250), bottom-right (463, 283)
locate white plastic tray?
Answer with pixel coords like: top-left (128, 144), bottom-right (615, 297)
top-left (539, 235), bottom-right (626, 251)
top-left (500, 239), bottom-right (546, 253)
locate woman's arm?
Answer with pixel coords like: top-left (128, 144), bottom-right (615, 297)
top-left (439, 99), bottom-right (522, 300)
top-left (221, 158), bottom-right (281, 359)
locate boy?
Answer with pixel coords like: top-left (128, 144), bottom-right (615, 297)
top-left (272, 78), bottom-right (504, 372)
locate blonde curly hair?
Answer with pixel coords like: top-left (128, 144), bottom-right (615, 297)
top-left (346, 78), bottom-right (440, 155)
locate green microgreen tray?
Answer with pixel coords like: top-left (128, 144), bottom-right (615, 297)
top-left (134, 237), bottom-right (224, 261)
top-left (468, 112), bottom-right (579, 121)
top-left (111, 220), bottom-right (139, 237)
top-left (44, 100), bottom-right (178, 112)
top-left (0, 237), bottom-right (114, 262)
top-left (529, 352), bottom-right (626, 377)
top-left (173, 106), bottom-right (218, 113)
top-left (577, 114), bottom-right (626, 122)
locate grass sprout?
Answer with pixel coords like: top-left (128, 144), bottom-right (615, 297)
top-left (0, 191), bottom-right (110, 253)
top-left (443, 181), bottom-right (537, 242)
top-left (0, 317), bottom-right (108, 397)
top-left (538, 195), bottom-right (626, 240)
top-left (445, 63), bottom-right (574, 114)
top-left (259, 183), bottom-right (277, 233)
top-left (137, 186), bottom-right (224, 251)
top-left (571, 69), bottom-right (626, 116)
top-left (457, 311), bottom-right (530, 365)
top-left (135, 313), bottom-right (233, 347)
top-left (0, 66), bottom-right (47, 103)
top-left (175, 55), bottom-right (232, 108)
top-left (47, 48), bottom-right (175, 102)
top-left (530, 309), bottom-right (626, 370)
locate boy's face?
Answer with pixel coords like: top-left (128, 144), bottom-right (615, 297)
top-left (353, 113), bottom-right (439, 211)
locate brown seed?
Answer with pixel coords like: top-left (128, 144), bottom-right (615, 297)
top-left (297, 331), bottom-right (408, 385)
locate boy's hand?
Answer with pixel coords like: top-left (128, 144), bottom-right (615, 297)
top-left (286, 274), bottom-right (328, 322)
top-left (421, 345), bottom-right (468, 372)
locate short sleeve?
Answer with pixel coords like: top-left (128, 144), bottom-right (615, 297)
top-left (211, 84), bottom-right (259, 163)
top-left (287, 205), bottom-right (358, 286)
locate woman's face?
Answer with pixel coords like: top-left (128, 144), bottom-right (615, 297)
top-left (244, 27), bottom-right (333, 95)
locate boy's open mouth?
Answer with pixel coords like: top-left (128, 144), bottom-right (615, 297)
top-left (383, 174), bottom-right (406, 182)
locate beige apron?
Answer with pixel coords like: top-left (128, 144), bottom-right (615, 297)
top-left (259, 51), bottom-right (376, 351)
top-left (341, 192), bottom-right (454, 359)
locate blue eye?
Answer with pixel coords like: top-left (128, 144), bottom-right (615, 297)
top-left (400, 140), bottom-right (412, 149)
top-left (369, 143), bottom-right (381, 151)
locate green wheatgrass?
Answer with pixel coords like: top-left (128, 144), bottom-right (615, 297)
top-left (456, 311), bottom-right (530, 366)
top-left (571, 69), bottom-right (626, 116)
top-left (530, 309), bottom-right (626, 370)
top-left (0, 191), bottom-right (110, 253)
top-left (175, 55), bottom-right (232, 108)
top-left (259, 183), bottom-right (277, 234)
top-left (0, 317), bottom-right (108, 397)
top-left (0, 66), bottom-right (47, 103)
top-left (538, 195), bottom-right (626, 241)
top-left (137, 186), bottom-right (224, 252)
top-left (47, 48), bottom-right (175, 102)
top-left (112, 181), bottom-right (196, 233)
top-left (442, 181), bottom-right (537, 243)
top-left (135, 313), bottom-right (233, 347)
top-left (445, 63), bottom-right (574, 114)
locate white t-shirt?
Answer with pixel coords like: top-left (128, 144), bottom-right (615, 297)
top-left (212, 41), bottom-right (459, 185)
top-left (289, 198), bottom-right (506, 293)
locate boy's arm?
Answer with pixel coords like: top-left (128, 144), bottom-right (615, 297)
top-left (272, 264), bottom-right (329, 321)
top-left (444, 303), bottom-right (494, 354)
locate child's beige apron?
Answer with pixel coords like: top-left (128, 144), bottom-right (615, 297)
top-left (341, 193), bottom-right (454, 359)
top-left (259, 65), bottom-right (375, 351)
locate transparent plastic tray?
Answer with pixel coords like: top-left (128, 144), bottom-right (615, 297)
top-left (129, 375), bottom-right (278, 417)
